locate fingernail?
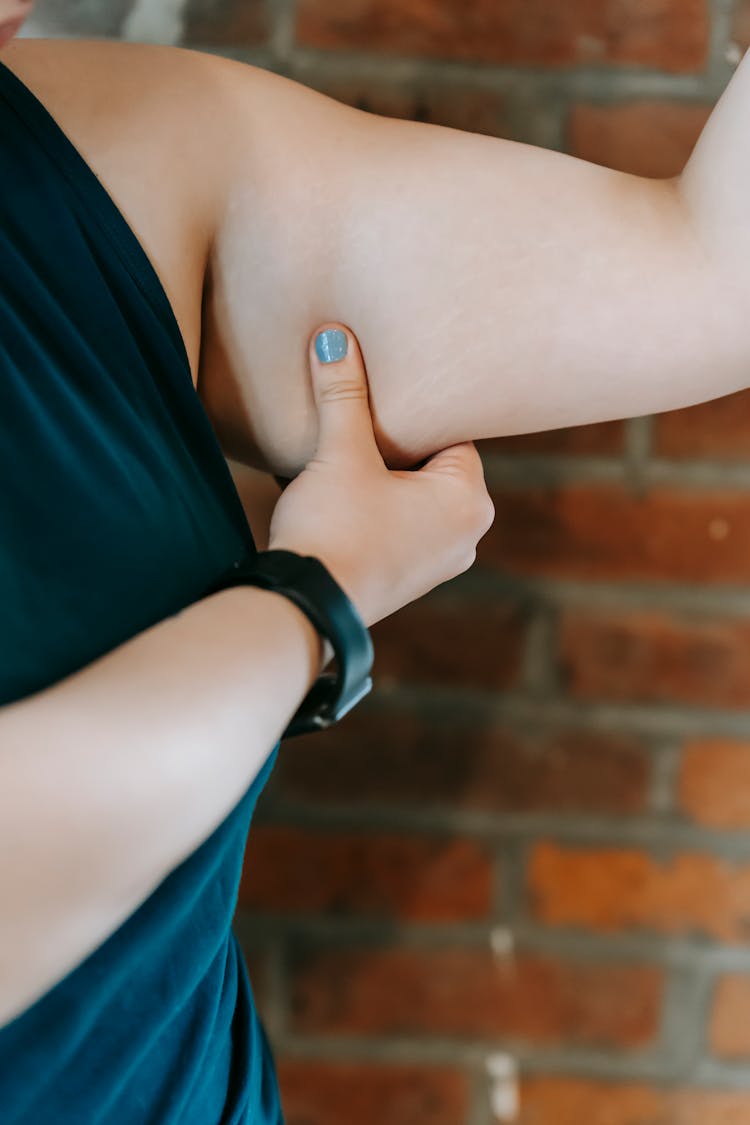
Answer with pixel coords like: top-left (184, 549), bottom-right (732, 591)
top-left (315, 329), bottom-right (348, 364)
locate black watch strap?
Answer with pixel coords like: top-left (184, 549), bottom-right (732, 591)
top-left (202, 550), bottom-right (373, 738)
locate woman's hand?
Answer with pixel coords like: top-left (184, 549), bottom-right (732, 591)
top-left (268, 322), bottom-right (495, 628)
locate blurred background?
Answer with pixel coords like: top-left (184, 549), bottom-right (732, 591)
top-left (18, 2), bottom-right (750, 1123)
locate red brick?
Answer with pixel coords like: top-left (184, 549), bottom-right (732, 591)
top-left (570, 101), bottom-right (711, 177)
top-left (519, 1077), bottom-right (750, 1124)
top-left (558, 610), bottom-right (750, 708)
top-left (479, 420), bottom-right (624, 457)
top-left (290, 947), bottom-right (662, 1047)
top-left (238, 827), bottom-right (493, 921)
top-left (181, 0), bottom-right (270, 45)
top-left (277, 1059), bottom-right (469, 1125)
top-left (655, 389), bottom-right (750, 459)
top-left (369, 595), bottom-right (525, 691)
top-left (278, 710), bottom-right (649, 815)
top-left (734, 1), bottom-right (750, 51)
top-left (710, 974), bottom-right (750, 1059)
top-left (296, 0), bottom-right (709, 72)
top-left (480, 484), bottom-right (750, 584)
top-left (529, 842), bottom-right (750, 942)
top-left (303, 76), bottom-right (510, 138)
top-left (679, 740), bottom-right (750, 829)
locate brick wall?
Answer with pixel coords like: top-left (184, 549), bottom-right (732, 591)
top-left (23, 1), bottom-right (750, 1122)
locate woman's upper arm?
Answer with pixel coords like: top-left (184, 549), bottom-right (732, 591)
top-left (197, 54), bottom-right (750, 479)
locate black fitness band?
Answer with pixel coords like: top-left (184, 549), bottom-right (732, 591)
top-left (201, 549), bottom-right (374, 738)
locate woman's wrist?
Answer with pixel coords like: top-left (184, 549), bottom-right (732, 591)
top-left (218, 584), bottom-right (329, 679)
top-left (261, 591), bottom-right (335, 674)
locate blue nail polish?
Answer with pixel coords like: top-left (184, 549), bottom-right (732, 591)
top-left (315, 329), bottom-right (348, 364)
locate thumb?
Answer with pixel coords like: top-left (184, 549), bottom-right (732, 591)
top-left (309, 324), bottom-right (382, 466)
top-left (416, 439), bottom-right (488, 491)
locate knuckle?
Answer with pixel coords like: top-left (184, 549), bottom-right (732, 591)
top-left (457, 546), bottom-right (477, 574)
top-left (441, 451), bottom-right (468, 474)
top-left (319, 379), bottom-right (366, 405)
top-left (460, 490), bottom-right (493, 534)
top-left (478, 495), bottom-right (495, 533)
top-left (443, 537), bottom-right (476, 577)
top-left (471, 483), bottom-right (494, 522)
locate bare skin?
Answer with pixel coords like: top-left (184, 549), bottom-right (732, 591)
top-left (2, 21), bottom-right (750, 485)
top-left (199, 54), bottom-right (750, 478)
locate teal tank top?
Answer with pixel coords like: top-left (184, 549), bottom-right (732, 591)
top-left (0, 56), bottom-right (284, 1124)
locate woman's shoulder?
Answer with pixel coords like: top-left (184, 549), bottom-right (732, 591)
top-left (0, 37), bottom-right (231, 220)
top-left (0, 37), bottom-right (233, 388)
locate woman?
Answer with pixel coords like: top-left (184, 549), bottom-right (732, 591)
top-left (0, 7), bottom-right (490, 1125)
top-left (0, 2), bottom-right (747, 1122)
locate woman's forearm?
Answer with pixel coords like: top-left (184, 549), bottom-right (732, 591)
top-left (0, 586), bottom-right (323, 1028)
top-left (202, 51), bottom-right (750, 475)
